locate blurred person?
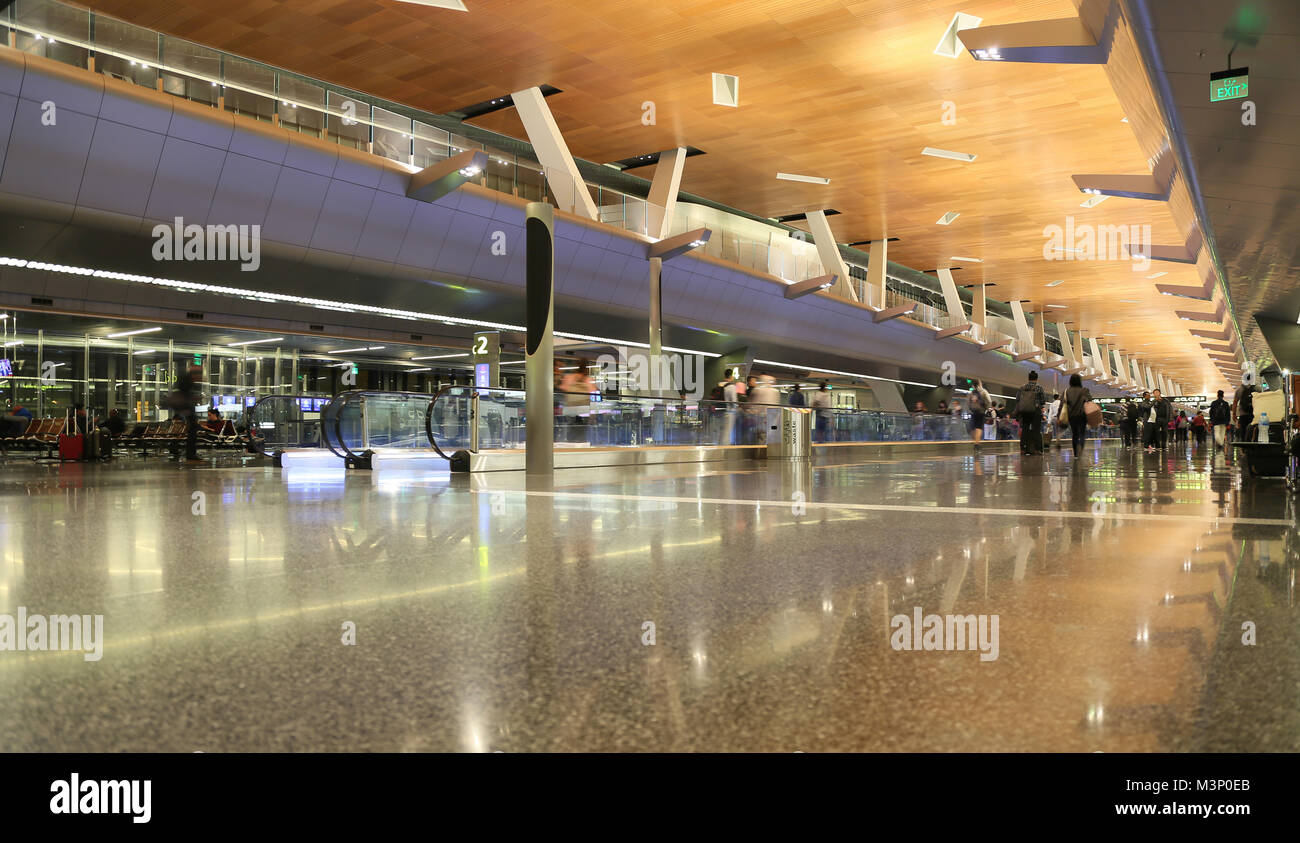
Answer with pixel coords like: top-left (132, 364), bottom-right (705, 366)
top-left (1232, 380), bottom-right (1255, 440)
top-left (788, 383), bottom-right (806, 407)
top-left (174, 364), bottom-right (203, 464)
top-left (1209, 390), bottom-right (1231, 450)
top-left (1191, 409), bottom-right (1207, 446)
top-left (966, 379), bottom-right (992, 448)
top-left (1062, 374), bottom-right (1092, 459)
top-left (1045, 392), bottom-right (1062, 449)
top-left (809, 381), bottom-right (833, 443)
top-left (1012, 370), bottom-right (1046, 456)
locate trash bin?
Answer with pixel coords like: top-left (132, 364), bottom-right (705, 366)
top-left (767, 406), bottom-right (812, 459)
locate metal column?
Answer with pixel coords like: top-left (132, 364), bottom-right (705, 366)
top-left (524, 201), bottom-right (555, 475)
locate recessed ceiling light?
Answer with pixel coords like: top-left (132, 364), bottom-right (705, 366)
top-left (393, 0), bottom-right (469, 10)
top-left (1147, 271), bottom-right (1168, 279)
top-left (936, 212), bottom-right (960, 225)
top-left (922, 147), bottom-right (977, 163)
top-left (776, 172), bottom-right (830, 185)
top-left (1121, 117), bottom-right (1129, 123)
top-left (712, 73), bottom-right (739, 107)
top-left (1045, 304), bottom-right (1068, 308)
top-left (229, 337), bottom-right (284, 347)
top-left (1119, 299), bottom-right (1142, 303)
top-left (1045, 280), bottom-right (1065, 287)
top-left (1080, 194), bottom-right (1109, 208)
top-left (950, 256), bottom-right (982, 263)
top-left (934, 12), bottom-right (983, 58)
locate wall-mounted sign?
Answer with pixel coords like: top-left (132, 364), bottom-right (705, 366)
top-left (472, 331), bottom-right (500, 389)
top-left (0, 359), bottom-right (11, 377)
top-left (1210, 67), bottom-right (1249, 102)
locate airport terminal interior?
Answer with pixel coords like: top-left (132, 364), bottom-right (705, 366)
top-left (0, 0), bottom-right (1297, 752)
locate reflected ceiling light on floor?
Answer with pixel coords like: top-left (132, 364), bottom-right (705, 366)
top-left (936, 212), bottom-right (960, 225)
top-left (106, 326), bottom-right (162, 338)
top-left (922, 147), bottom-right (976, 163)
top-left (776, 172), bottom-right (830, 184)
top-left (949, 256), bottom-right (982, 262)
top-left (1045, 280), bottom-right (1064, 287)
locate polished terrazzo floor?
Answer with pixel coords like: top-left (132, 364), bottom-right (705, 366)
top-left (0, 440), bottom-right (1295, 752)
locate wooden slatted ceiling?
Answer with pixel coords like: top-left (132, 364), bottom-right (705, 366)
top-left (76, 0), bottom-right (1224, 389)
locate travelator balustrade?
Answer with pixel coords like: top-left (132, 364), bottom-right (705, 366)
top-left (253, 388), bottom-right (979, 469)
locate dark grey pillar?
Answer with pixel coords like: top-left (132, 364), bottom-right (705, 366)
top-left (525, 202), bottom-right (555, 475)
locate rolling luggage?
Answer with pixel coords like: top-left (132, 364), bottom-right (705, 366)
top-left (84, 427), bottom-right (103, 460)
top-left (58, 426), bottom-right (84, 461)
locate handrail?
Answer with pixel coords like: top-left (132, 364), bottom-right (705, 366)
top-left (248, 393), bottom-right (329, 457)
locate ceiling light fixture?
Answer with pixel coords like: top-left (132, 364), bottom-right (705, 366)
top-left (936, 212), bottom-right (960, 225)
top-left (1079, 194), bottom-right (1109, 208)
top-left (106, 326), bottom-right (162, 338)
top-left (228, 337), bottom-right (285, 347)
top-left (775, 172), bottom-right (831, 185)
top-left (949, 256), bottom-right (982, 263)
top-left (1045, 280), bottom-right (1064, 287)
top-left (922, 147), bottom-right (977, 163)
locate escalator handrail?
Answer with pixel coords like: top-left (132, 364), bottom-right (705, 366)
top-left (248, 393), bottom-right (328, 458)
top-left (328, 389), bottom-right (444, 462)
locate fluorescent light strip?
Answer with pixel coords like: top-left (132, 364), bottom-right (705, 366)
top-left (775, 172), bottom-right (831, 185)
top-left (107, 326), bottom-right (162, 338)
top-left (228, 337), bottom-right (284, 347)
top-left (0, 257), bottom-right (729, 361)
top-left (949, 256), bottom-right (982, 263)
top-left (921, 147), bottom-right (976, 163)
top-left (753, 358), bottom-right (938, 389)
top-left (411, 353), bottom-right (469, 361)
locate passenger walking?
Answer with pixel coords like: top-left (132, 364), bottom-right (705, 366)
top-left (966, 379), bottom-right (992, 448)
top-left (1209, 390), bottom-right (1231, 450)
top-left (788, 384), bottom-right (806, 407)
top-left (1045, 392), bottom-right (1062, 449)
top-left (1062, 374), bottom-right (1092, 459)
top-left (1012, 370), bottom-right (1046, 456)
top-left (1176, 411), bottom-right (1189, 445)
top-left (1123, 398), bottom-right (1140, 448)
top-left (174, 364), bottom-right (203, 464)
top-left (809, 381), bottom-right (833, 443)
top-left (1191, 409), bottom-right (1207, 446)
top-left (1141, 389), bottom-right (1171, 453)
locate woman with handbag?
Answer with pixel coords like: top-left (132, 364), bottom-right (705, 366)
top-left (1063, 373), bottom-right (1092, 460)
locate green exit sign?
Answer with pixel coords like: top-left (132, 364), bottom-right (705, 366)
top-left (1210, 67), bottom-right (1249, 102)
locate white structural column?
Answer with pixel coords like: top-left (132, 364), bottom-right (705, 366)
top-left (1009, 301), bottom-right (1038, 361)
top-left (805, 211), bottom-right (856, 301)
top-left (866, 240), bottom-right (888, 308)
top-left (1130, 358), bottom-right (1143, 388)
top-left (935, 269), bottom-right (971, 339)
top-left (511, 86), bottom-right (599, 220)
top-left (1056, 322), bottom-right (1079, 371)
top-left (1089, 337), bottom-right (1109, 382)
top-left (646, 147), bottom-right (687, 239)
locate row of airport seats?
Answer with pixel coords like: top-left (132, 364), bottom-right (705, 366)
top-left (1, 417), bottom-right (248, 459)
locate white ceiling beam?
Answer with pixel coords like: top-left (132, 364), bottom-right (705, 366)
top-left (511, 86), bottom-right (599, 220)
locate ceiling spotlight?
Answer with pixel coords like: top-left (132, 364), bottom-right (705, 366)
top-left (922, 147), bottom-right (976, 163)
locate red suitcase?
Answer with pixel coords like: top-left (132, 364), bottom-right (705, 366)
top-left (58, 433), bottom-right (84, 461)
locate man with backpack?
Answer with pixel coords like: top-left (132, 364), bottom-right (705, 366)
top-left (1012, 370), bottom-right (1046, 456)
top-left (1209, 390), bottom-right (1231, 450)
